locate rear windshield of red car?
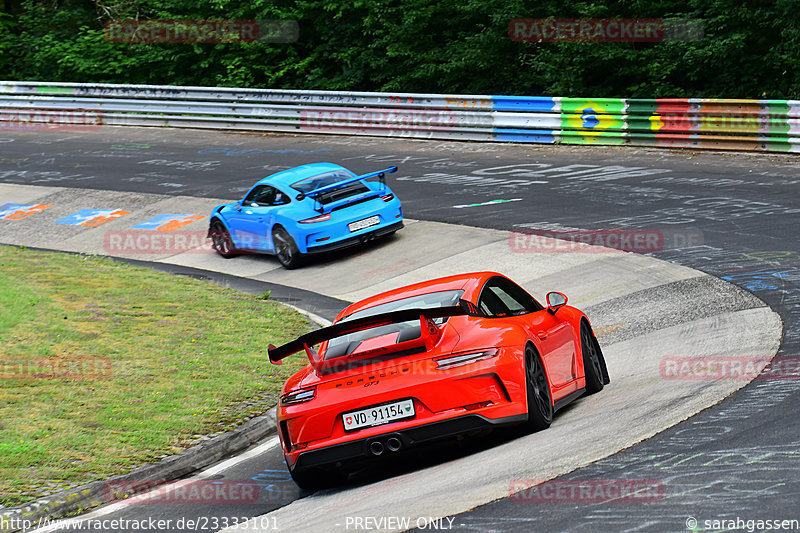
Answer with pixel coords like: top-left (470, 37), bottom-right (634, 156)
top-left (324, 289), bottom-right (465, 360)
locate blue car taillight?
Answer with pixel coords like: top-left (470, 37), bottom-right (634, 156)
top-left (299, 213), bottom-right (331, 223)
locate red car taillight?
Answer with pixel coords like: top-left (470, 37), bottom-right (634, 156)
top-left (299, 213), bottom-right (331, 224)
top-left (434, 349), bottom-right (499, 370)
top-left (281, 386), bottom-right (316, 405)
top-left (381, 194), bottom-right (395, 202)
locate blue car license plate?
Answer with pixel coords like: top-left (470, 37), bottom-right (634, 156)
top-left (348, 215), bottom-right (380, 232)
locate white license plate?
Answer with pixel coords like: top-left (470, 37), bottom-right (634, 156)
top-left (342, 399), bottom-right (415, 431)
top-left (348, 215), bottom-right (380, 232)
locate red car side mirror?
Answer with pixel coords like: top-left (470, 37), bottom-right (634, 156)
top-left (546, 291), bottom-right (568, 314)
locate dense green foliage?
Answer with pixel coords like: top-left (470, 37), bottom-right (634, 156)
top-left (1, 0), bottom-right (798, 98)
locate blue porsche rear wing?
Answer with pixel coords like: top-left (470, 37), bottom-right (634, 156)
top-left (268, 303), bottom-right (476, 371)
top-left (295, 166), bottom-right (397, 202)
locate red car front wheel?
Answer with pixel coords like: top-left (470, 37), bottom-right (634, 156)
top-left (581, 323), bottom-right (606, 394)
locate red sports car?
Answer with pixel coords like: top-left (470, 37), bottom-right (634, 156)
top-left (268, 272), bottom-right (609, 489)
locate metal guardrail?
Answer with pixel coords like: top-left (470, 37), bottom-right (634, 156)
top-left (1, 81), bottom-right (798, 153)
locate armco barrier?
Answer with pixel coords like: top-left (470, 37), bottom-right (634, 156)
top-left (1, 81), bottom-right (798, 152)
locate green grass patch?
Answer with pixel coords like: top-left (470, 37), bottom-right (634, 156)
top-left (0, 246), bottom-right (314, 507)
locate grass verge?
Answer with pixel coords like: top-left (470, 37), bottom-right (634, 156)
top-left (0, 246), bottom-right (313, 507)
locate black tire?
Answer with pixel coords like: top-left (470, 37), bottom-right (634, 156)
top-left (272, 226), bottom-right (302, 269)
top-left (289, 467), bottom-right (317, 490)
top-left (209, 221), bottom-right (237, 258)
top-left (524, 344), bottom-right (553, 431)
top-left (581, 322), bottom-right (606, 394)
top-left (289, 466), bottom-right (345, 491)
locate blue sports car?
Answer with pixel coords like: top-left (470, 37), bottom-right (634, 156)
top-left (207, 163), bottom-right (404, 268)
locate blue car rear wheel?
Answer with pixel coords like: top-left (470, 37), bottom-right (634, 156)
top-left (273, 226), bottom-right (302, 269)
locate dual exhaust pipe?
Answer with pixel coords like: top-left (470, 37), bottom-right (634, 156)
top-left (369, 436), bottom-right (402, 456)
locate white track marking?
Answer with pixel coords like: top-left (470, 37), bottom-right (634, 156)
top-left (28, 438), bottom-right (280, 532)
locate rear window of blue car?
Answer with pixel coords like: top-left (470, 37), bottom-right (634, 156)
top-left (291, 170), bottom-right (355, 193)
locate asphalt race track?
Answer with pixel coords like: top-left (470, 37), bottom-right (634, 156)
top-left (0, 182), bottom-right (780, 532)
top-left (1, 127), bottom-right (798, 533)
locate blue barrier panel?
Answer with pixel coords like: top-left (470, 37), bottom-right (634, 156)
top-left (491, 96), bottom-right (558, 112)
top-left (492, 128), bottom-right (557, 143)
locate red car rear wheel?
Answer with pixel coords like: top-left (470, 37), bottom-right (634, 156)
top-left (524, 344), bottom-right (553, 431)
top-left (289, 466), bottom-right (346, 491)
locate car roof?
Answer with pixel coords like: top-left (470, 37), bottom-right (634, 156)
top-left (256, 162), bottom-right (354, 188)
top-left (337, 271), bottom-right (504, 320)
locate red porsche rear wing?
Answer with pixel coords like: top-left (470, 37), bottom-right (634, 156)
top-left (268, 304), bottom-right (472, 371)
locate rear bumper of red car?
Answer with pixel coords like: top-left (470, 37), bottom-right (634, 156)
top-left (278, 345), bottom-right (530, 471)
top-left (290, 412), bottom-right (527, 472)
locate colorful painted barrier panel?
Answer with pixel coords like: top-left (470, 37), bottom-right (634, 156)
top-left (56, 209), bottom-right (130, 227)
top-left (559, 130), bottom-right (626, 146)
top-left (491, 96), bottom-right (558, 113)
top-left (559, 98), bottom-right (626, 116)
top-left (131, 214), bottom-right (206, 232)
top-left (492, 129), bottom-right (557, 143)
top-left (560, 99), bottom-right (626, 144)
top-left (0, 203), bottom-right (52, 220)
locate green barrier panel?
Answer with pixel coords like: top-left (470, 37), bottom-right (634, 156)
top-left (559, 99), bottom-right (626, 145)
top-left (558, 130), bottom-right (626, 146)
